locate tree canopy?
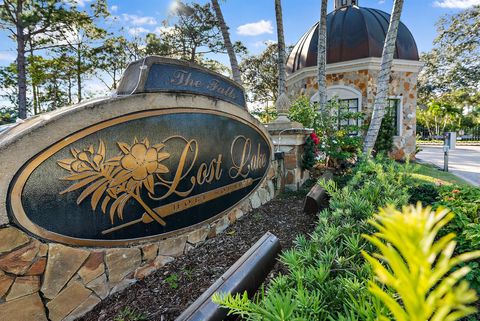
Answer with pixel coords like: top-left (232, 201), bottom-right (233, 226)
top-left (417, 6), bottom-right (480, 139)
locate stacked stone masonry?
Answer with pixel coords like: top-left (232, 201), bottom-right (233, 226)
top-left (0, 160), bottom-right (280, 321)
top-left (287, 69), bottom-right (419, 159)
top-left (267, 128), bottom-right (312, 191)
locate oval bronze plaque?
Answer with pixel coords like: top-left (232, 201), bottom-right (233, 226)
top-left (8, 109), bottom-right (272, 246)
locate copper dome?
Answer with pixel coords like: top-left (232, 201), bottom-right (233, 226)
top-left (286, 6), bottom-right (419, 75)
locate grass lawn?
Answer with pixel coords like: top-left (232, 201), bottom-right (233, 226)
top-left (411, 162), bottom-right (470, 186)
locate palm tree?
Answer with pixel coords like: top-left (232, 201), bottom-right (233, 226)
top-left (211, 0), bottom-right (242, 85)
top-left (274, 0), bottom-right (290, 121)
top-left (363, 0), bottom-right (405, 155)
top-left (317, 0), bottom-right (328, 110)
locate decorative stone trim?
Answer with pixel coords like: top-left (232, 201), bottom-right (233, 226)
top-left (286, 57), bottom-right (424, 85)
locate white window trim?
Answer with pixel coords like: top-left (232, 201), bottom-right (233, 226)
top-left (311, 85), bottom-right (363, 136)
top-left (310, 85), bottom-right (363, 112)
top-left (389, 96), bottom-right (403, 137)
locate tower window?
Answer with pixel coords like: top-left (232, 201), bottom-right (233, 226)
top-left (337, 98), bottom-right (360, 135)
top-left (387, 99), bottom-right (401, 136)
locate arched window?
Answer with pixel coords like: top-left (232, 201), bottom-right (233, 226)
top-left (310, 85), bottom-right (362, 134)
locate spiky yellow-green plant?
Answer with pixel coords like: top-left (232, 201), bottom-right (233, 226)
top-left (363, 203), bottom-right (480, 321)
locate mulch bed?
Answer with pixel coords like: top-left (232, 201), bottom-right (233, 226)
top-left (79, 191), bottom-right (316, 321)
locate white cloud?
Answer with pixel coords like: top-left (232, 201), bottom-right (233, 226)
top-left (122, 14), bottom-right (157, 26)
top-left (236, 20), bottom-right (274, 36)
top-left (110, 5), bottom-right (118, 12)
top-left (378, 0), bottom-right (386, 4)
top-left (70, 0), bottom-right (92, 7)
top-left (128, 27), bottom-right (150, 36)
top-left (252, 40), bottom-right (276, 48)
top-left (0, 52), bottom-right (15, 62)
top-left (433, 0), bottom-right (480, 8)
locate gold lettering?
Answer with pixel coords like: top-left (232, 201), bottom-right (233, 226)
top-left (170, 70), bottom-right (202, 87)
top-left (250, 143), bottom-right (267, 171)
top-left (154, 139), bottom-right (198, 200)
top-left (215, 154), bottom-right (223, 180)
top-left (206, 79), bottom-right (236, 99)
top-left (195, 154), bottom-right (223, 185)
top-left (196, 163), bottom-right (208, 185)
top-left (229, 136), bottom-right (251, 179)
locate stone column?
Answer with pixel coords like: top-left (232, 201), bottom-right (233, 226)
top-left (267, 126), bottom-right (313, 191)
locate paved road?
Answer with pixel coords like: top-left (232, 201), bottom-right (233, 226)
top-left (416, 145), bottom-right (480, 186)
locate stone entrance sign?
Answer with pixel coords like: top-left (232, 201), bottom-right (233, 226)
top-left (0, 58), bottom-right (293, 321)
top-left (9, 110), bottom-right (270, 245)
top-left (2, 57), bottom-right (271, 247)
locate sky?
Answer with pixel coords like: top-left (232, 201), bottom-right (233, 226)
top-left (0, 0), bottom-right (479, 98)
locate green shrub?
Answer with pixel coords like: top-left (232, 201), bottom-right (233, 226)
top-left (213, 157), bottom-right (411, 320)
top-left (288, 95), bottom-right (317, 129)
top-left (213, 158), bottom-right (480, 321)
top-left (302, 134), bottom-right (318, 170)
top-left (251, 105), bottom-right (278, 123)
top-left (0, 107), bottom-right (17, 125)
top-left (408, 182), bottom-right (440, 205)
top-left (373, 105), bottom-right (396, 153)
top-left (364, 204), bottom-right (480, 321)
top-left (433, 185), bottom-right (480, 298)
top-left (113, 307), bottom-right (146, 321)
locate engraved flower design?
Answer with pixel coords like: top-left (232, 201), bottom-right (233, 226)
top-left (111, 138), bottom-right (170, 194)
top-left (120, 142), bottom-right (168, 181)
top-left (57, 141), bottom-right (113, 174)
top-left (57, 138), bottom-right (169, 226)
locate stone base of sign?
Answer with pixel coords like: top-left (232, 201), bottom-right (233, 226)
top-left (0, 159), bottom-right (280, 321)
top-left (267, 126), bottom-right (313, 191)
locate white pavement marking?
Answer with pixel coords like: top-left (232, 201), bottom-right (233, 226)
top-left (416, 145), bottom-right (480, 187)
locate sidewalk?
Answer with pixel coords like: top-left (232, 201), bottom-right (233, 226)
top-left (416, 145), bottom-right (480, 187)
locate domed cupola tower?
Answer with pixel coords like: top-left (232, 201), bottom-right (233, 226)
top-left (286, 0), bottom-right (423, 159)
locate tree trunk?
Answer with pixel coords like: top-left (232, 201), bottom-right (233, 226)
top-left (362, 0), bottom-right (404, 155)
top-left (317, 0), bottom-right (328, 109)
top-left (211, 0), bottom-right (242, 85)
top-left (190, 46), bottom-right (196, 62)
top-left (16, 0), bottom-right (27, 119)
top-left (274, 0), bottom-right (291, 119)
top-left (28, 38), bottom-right (38, 115)
top-left (76, 44), bottom-right (82, 102)
top-left (274, 0), bottom-right (286, 96)
top-left (68, 77), bottom-right (72, 105)
top-left (113, 72), bottom-right (117, 90)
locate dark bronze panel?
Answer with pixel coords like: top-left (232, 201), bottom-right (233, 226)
top-left (8, 109), bottom-right (271, 246)
top-left (145, 63), bottom-right (246, 108)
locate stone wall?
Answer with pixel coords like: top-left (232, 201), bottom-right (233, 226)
top-left (267, 127), bottom-right (312, 191)
top-left (287, 68), bottom-right (419, 159)
top-left (0, 159), bottom-right (280, 321)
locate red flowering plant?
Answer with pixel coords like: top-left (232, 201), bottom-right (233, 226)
top-left (310, 132), bottom-right (320, 145)
top-left (302, 132), bottom-right (320, 170)
top-left (289, 96), bottom-right (363, 169)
